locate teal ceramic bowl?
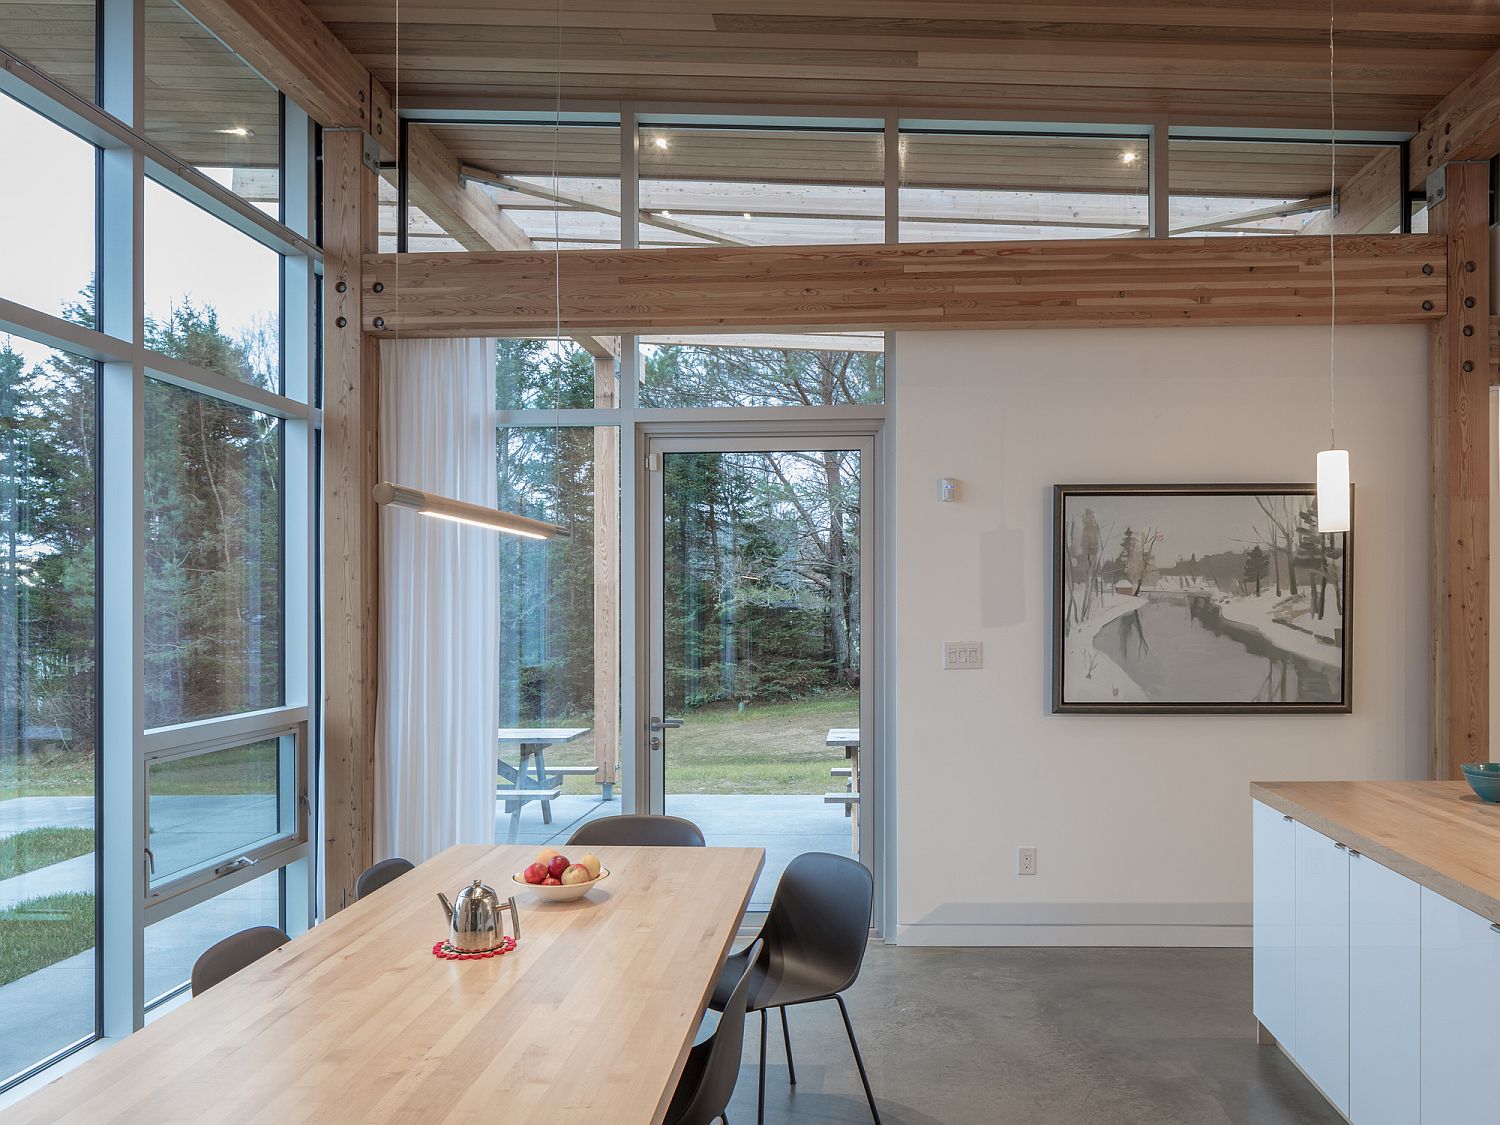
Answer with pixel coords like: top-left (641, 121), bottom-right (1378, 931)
top-left (1460, 762), bottom-right (1500, 803)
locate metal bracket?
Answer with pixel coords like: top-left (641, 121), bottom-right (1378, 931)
top-left (324, 126), bottom-right (383, 175)
top-left (1427, 166), bottom-right (1447, 209)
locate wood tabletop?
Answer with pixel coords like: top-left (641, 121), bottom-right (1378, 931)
top-left (1251, 780), bottom-right (1500, 924)
top-left (825, 727), bottom-right (860, 747)
top-left (497, 727), bottom-right (590, 744)
top-left (8, 844), bottom-right (764, 1124)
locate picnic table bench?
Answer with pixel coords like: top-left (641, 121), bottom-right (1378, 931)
top-left (824, 727), bottom-right (862, 850)
top-left (497, 727), bottom-right (590, 842)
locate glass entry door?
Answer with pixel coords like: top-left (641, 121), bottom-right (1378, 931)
top-left (645, 435), bottom-right (873, 911)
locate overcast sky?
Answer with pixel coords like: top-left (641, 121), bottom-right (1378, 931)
top-left (2, 92), bottom-right (278, 371)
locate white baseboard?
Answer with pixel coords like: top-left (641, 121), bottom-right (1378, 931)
top-left (895, 922), bottom-right (1251, 947)
top-left (894, 901), bottom-right (1252, 947)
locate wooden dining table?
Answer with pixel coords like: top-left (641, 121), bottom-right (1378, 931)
top-left (8, 843), bottom-right (765, 1124)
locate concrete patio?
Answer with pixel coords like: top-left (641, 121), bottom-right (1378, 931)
top-left (501, 792), bottom-right (855, 911)
top-left (1, 790), bottom-right (852, 1082)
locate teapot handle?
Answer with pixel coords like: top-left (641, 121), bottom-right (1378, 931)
top-left (506, 896), bottom-right (521, 943)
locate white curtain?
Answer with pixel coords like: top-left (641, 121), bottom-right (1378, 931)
top-left (375, 337), bottom-right (499, 863)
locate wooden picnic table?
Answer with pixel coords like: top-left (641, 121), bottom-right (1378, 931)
top-left (6, 844), bottom-right (766, 1124)
top-left (825, 727), bottom-right (862, 850)
top-left (497, 727), bottom-right (590, 841)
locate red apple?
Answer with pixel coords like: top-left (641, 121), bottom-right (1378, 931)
top-left (543, 876), bottom-right (562, 886)
top-left (522, 862), bottom-right (548, 885)
top-left (547, 854), bottom-right (571, 879)
top-left (560, 863), bottom-right (592, 886)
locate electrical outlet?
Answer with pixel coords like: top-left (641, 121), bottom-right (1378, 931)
top-left (943, 641), bottom-right (983, 670)
top-left (1017, 847), bottom-right (1037, 875)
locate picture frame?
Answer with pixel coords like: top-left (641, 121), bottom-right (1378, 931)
top-left (1052, 484), bottom-right (1353, 714)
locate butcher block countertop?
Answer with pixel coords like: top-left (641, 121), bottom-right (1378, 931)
top-left (1251, 780), bottom-right (1500, 925)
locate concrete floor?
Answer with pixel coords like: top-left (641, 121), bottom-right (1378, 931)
top-left (721, 945), bottom-right (1340, 1125)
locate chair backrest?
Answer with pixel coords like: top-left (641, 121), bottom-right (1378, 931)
top-left (674, 939), bottom-right (763, 1125)
top-left (191, 925), bottom-right (291, 996)
top-left (567, 814), bottom-right (705, 848)
top-left (355, 857), bottom-right (414, 900)
top-left (762, 852), bottom-right (874, 998)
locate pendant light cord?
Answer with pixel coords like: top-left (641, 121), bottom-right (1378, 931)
top-left (550, 0), bottom-right (563, 510)
top-left (1327, 1), bottom-right (1337, 452)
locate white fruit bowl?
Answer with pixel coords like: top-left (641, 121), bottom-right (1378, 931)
top-left (511, 868), bottom-right (610, 902)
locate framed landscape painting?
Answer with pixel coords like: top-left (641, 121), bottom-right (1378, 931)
top-left (1052, 484), bottom-right (1352, 714)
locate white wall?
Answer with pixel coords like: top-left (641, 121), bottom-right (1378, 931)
top-left (889, 325), bottom-right (1430, 946)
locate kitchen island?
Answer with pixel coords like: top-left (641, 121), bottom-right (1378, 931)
top-left (1251, 780), bottom-right (1500, 1125)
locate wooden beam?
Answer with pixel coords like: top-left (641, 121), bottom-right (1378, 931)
top-left (176, 0), bottom-right (372, 133)
top-left (322, 129), bottom-right (380, 913)
top-left (360, 235), bottom-right (1445, 338)
top-left (1489, 315), bottom-right (1500, 384)
top-left (593, 355), bottom-right (619, 790)
top-left (1173, 195), bottom-right (1329, 237)
top-left (459, 164), bottom-right (752, 248)
top-left (1303, 146), bottom-right (1403, 236)
top-left (407, 124), bottom-right (534, 253)
top-left (1411, 45), bottom-right (1500, 190)
top-left (1428, 161), bottom-right (1491, 779)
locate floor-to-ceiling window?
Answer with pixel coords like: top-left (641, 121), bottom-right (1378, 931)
top-left (0, 0), bottom-right (317, 1089)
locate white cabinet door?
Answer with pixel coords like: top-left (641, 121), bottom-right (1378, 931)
top-left (1420, 887), bottom-right (1500, 1125)
top-left (1293, 821), bottom-right (1349, 1116)
top-left (1252, 800), bottom-right (1296, 1049)
top-left (1347, 851), bottom-right (1419, 1125)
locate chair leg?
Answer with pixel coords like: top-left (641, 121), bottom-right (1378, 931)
top-left (779, 1006), bottom-right (796, 1085)
top-left (835, 994), bottom-right (881, 1124)
top-left (757, 1009), bottom-right (768, 1125)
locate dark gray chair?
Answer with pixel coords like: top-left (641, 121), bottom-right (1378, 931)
top-left (664, 939), bottom-right (763, 1125)
top-left (190, 925), bottom-right (291, 996)
top-left (567, 814), bottom-right (705, 848)
top-left (355, 857), bottom-right (414, 900)
top-left (710, 852), bottom-right (879, 1124)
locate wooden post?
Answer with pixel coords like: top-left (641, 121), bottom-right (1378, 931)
top-left (1428, 160), bottom-right (1491, 778)
top-left (593, 355), bottom-right (620, 795)
top-left (322, 129), bottom-right (381, 912)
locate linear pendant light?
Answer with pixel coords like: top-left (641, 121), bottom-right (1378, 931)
top-left (1315, 1), bottom-right (1351, 533)
top-left (373, 482), bottom-right (571, 540)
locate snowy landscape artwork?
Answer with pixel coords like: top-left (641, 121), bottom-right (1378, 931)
top-left (1052, 485), bottom-right (1351, 713)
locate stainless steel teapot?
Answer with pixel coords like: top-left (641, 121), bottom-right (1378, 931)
top-left (437, 879), bottom-right (520, 953)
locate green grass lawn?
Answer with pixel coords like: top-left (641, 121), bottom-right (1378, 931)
top-left (0, 749), bottom-right (94, 801)
top-left (539, 693), bottom-right (858, 795)
top-left (2, 743), bottom-right (277, 801)
top-left (0, 827), bottom-right (95, 880)
top-left (0, 892), bottom-right (95, 986)
top-left (4, 696), bottom-right (860, 803)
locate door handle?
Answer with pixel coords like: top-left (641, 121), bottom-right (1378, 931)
top-left (650, 716), bottom-right (684, 732)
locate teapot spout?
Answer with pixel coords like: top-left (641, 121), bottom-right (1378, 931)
top-left (436, 891), bottom-right (454, 922)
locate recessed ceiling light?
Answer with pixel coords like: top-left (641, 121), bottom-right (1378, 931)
top-left (1119, 150), bottom-right (1139, 165)
top-left (661, 210), bottom-right (673, 218)
top-left (217, 126), bottom-right (254, 138)
top-left (653, 136), bottom-right (670, 150)
top-left (743, 212), bottom-right (752, 220)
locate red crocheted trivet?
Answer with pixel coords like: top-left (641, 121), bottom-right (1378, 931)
top-left (432, 937), bottom-right (518, 960)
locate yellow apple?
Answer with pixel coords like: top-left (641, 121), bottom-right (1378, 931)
top-left (560, 863), bottom-right (592, 885)
top-left (579, 853), bottom-right (602, 879)
top-left (536, 847), bottom-right (559, 865)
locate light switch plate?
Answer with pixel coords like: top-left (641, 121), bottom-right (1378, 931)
top-left (943, 641), bottom-right (983, 670)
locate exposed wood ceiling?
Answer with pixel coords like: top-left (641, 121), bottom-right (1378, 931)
top-left (306, 0), bottom-right (1500, 132)
top-left (1, 0), bottom-right (282, 173)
